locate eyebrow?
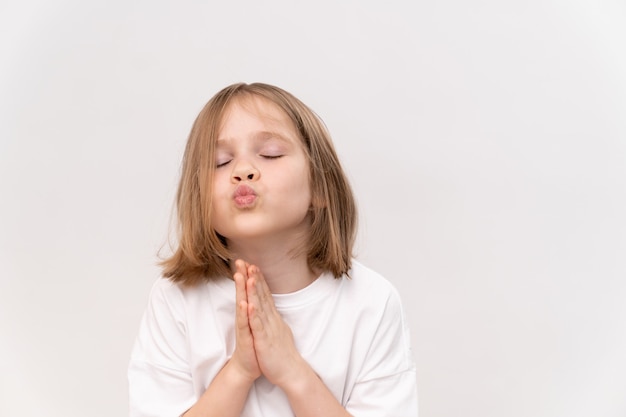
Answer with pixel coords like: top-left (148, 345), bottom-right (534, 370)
top-left (216, 131), bottom-right (295, 146)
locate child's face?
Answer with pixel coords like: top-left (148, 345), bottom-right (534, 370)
top-left (210, 96), bottom-right (312, 246)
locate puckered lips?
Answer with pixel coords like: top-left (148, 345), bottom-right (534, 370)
top-left (233, 184), bottom-right (257, 208)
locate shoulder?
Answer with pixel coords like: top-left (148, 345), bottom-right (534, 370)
top-left (342, 260), bottom-right (406, 313)
top-left (147, 277), bottom-right (185, 308)
top-left (149, 275), bottom-right (231, 300)
top-left (342, 260), bottom-right (416, 379)
top-left (145, 276), bottom-right (231, 316)
top-left (347, 260), bottom-right (401, 297)
top-left (139, 278), bottom-right (189, 330)
top-left (348, 259), bottom-right (389, 282)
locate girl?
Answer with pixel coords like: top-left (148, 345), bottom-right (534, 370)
top-left (128, 83), bottom-right (418, 417)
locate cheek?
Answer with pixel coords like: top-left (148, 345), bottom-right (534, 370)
top-left (210, 178), bottom-right (230, 218)
top-left (291, 172), bottom-right (312, 207)
top-left (212, 172), bottom-right (229, 197)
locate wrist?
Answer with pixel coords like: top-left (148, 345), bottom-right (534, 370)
top-left (275, 357), bottom-right (316, 395)
top-left (223, 358), bottom-right (259, 387)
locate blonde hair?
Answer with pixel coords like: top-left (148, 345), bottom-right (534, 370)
top-left (161, 82), bottom-right (357, 286)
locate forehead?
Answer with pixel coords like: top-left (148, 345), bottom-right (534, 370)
top-left (217, 95), bottom-right (298, 139)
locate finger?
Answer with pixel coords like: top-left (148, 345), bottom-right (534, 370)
top-left (247, 302), bottom-right (267, 340)
top-left (235, 259), bottom-right (252, 303)
top-left (248, 266), bottom-right (276, 316)
top-left (235, 259), bottom-right (248, 280)
top-left (246, 275), bottom-right (263, 315)
top-left (234, 271), bottom-right (247, 307)
top-left (234, 270), bottom-right (252, 338)
top-left (236, 300), bottom-right (251, 334)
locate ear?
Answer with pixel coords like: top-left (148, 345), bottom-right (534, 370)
top-left (310, 189), bottom-right (327, 209)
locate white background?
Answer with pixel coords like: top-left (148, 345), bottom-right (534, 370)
top-left (1, 1), bottom-right (625, 416)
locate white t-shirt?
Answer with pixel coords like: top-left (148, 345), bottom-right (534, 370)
top-left (128, 260), bottom-right (418, 416)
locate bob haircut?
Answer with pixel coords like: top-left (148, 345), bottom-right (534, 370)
top-left (161, 82), bottom-right (357, 286)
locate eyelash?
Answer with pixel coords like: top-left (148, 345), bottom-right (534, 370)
top-left (215, 155), bottom-right (282, 168)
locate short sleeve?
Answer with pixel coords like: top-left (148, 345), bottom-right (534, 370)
top-left (128, 279), bottom-right (196, 417)
top-left (345, 287), bottom-right (418, 416)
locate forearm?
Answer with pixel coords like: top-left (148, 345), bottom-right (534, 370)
top-left (182, 360), bottom-right (254, 417)
top-left (280, 361), bottom-right (353, 417)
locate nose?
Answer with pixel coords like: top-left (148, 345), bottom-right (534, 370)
top-left (231, 162), bottom-right (260, 183)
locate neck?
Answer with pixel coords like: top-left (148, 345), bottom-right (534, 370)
top-left (227, 236), bottom-right (318, 294)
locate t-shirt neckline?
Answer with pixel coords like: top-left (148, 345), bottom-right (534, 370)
top-left (211, 271), bottom-right (338, 311)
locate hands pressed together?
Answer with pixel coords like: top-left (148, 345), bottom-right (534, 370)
top-left (183, 260), bottom-right (353, 417)
top-left (230, 259), bottom-right (307, 390)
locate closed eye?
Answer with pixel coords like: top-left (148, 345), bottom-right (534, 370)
top-left (216, 160), bottom-right (232, 168)
top-left (261, 155), bottom-right (283, 160)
